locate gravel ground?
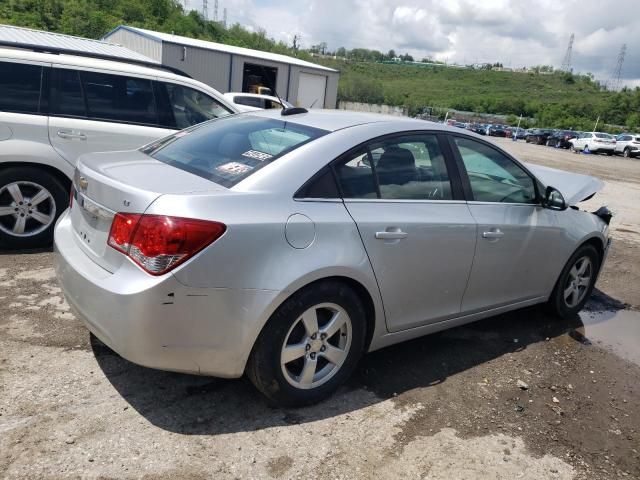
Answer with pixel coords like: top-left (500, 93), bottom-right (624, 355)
top-left (1, 140), bottom-right (639, 479)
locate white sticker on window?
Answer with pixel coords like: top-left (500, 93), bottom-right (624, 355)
top-left (216, 162), bottom-right (252, 175)
top-left (242, 150), bottom-right (273, 161)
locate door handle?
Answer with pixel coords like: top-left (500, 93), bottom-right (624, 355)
top-left (482, 229), bottom-right (504, 239)
top-left (57, 130), bottom-right (87, 140)
top-left (375, 230), bottom-right (408, 240)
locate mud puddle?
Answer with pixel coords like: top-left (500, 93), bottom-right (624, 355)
top-left (577, 307), bottom-right (640, 366)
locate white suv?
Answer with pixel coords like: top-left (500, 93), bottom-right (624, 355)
top-left (614, 133), bottom-right (640, 158)
top-left (569, 132), bottom-right (616, 155)
top-left (0, 47), bottom-right (238, 248)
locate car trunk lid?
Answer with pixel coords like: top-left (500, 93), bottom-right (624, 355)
top-left (71, 150), bottom-right (227, 273)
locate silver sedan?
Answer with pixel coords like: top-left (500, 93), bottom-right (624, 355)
top-left (54, 110), bottom-right (611, 406)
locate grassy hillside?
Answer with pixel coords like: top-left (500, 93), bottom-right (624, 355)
top-left (317, 59), bottom-right (640, 131)
top-left (1, 0), bottom-right (639, 131)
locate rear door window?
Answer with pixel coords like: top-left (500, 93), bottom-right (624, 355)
top-left (80, 71), bottom-right (157, 125)
top-left (0, 61), bottom-right (43, 114)
top-left (143, 115), bottom-right (327, 187)
top-left (50, 68), bottom-right (86, 117)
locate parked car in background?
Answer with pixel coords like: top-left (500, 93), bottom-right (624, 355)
top-left (223, 92), bottom-right (294, 111)
top-left (470, 123), bottom-right (486, 135)
top-left (569, 132), bottom-right (616, 155)
top-left (614, 133), bottom-right (640, 158)
top-left (506, 127), bottom-right (526, 139)
top-left (546, 130), bottom-right (578, 148)
top-left (525, 129), bottom-right (553, 145)
top-left (0, 47), bottom-right (238, 248)
top-left (486, 124), bottom-right (507, 137)
top-left (55, 109), bottom-right (611, 407)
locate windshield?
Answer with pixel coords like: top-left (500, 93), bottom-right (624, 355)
top-left (142, 115), bottom-right (328, 187)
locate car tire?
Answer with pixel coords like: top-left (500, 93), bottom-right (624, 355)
top-left (623, 148), bottom-right (630, 158)
top-left (556, 140), bottom-right (562, 148)
top-left (547, 244), bottom-right (600, 319)
top-left (246, 280), bottom-right (367, 407)
top-left (0, 167), bottom-right (68, 249)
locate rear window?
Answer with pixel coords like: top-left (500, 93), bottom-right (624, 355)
top-left (142, 115), bottom-right (328, 187)
top-left (595, 133), bottom-right (613, 139)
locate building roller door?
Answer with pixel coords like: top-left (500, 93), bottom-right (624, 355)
top-left (297, 72), bottom-right (326, 109)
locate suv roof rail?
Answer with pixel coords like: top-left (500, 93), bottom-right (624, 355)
top-left (0, 40), bottom-right (192, 78)
top-left (0, 25), bottom-right (192, 79)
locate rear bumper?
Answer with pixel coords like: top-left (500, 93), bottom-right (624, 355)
top-left (54, 211), bottom-right (280, 378)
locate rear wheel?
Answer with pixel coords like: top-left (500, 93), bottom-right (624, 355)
top-left (247, 280), bottom-right (366, 407)
top-left (548, 244), bottom-right (600, 319)
top-left (0, 167), bottom-right (68, 249)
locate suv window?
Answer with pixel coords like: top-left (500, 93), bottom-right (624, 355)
top-left (80, 71), bottom-right (157, 125)
top-left (235, 96), bottom-right (263, 108)
top-left (454, 137), bottom-right (537, 204)
top-left (50, 68), bottom-right (86, 117)
top-left (335, 134), bottom-right (453, 200)
top-left (143, 115), bottom-right (327, 187)
top-left (0, 61), bottom-right (42, 114)
top-left (159, 82), bottom-right (232, 129)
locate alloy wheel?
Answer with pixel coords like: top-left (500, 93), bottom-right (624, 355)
top-left (563, 256), bottom-right (592, 308)
top-left (0, 181), bottom-right (56, 237)
top-left (280, 303), bottom-right (352, 390)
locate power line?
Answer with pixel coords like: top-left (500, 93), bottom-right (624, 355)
top-left (608, 44), bottom-right (627, 91)
top-left (560, 33), bottom-right (574, 72)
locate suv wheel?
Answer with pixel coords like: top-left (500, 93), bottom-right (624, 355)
top-left (623, 148), bottom-right (631, 158)
top-left (548, 244), bottom-right (600, 319)
top-left (247, 280), bottom-right (366, 407)
top-left (0, 167), bottom-right (68, 249)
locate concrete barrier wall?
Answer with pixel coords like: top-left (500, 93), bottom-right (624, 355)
top-left (338, 101), bottom-right (408, 117)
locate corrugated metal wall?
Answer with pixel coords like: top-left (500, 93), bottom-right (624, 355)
top-left (162, 42), bottom-right (231, 91)
top-left (104, 29), bottom-right (162, 63)
top-left (105, 28), bottom-right (339, 108)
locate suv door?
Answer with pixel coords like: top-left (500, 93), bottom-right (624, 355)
top-left (48, 67), bottom-right (170, 165)
top-left (450, 135), bottom-right (571, 313)
top-left (334, 132), bottom-right (476, 332)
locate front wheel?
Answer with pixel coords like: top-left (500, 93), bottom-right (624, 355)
top-left (0, 167), bottom-right (68, 249)
top-left (247, 281), bottom-right (367, 407)
top-left (623, 148), bottom-right (630, 158)
top-left (548, 244), bottom-right (600, 319)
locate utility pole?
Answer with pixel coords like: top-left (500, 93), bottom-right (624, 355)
top-left (560, 33), bottom-right (574, 72)
top-left (593, 115), bottom-right (600, 133)
top-left (223, 8), bottom-right (227, 28)
top-left (214, 0), bottom-right (218, 21)
top-left (608, 44), bottom-right (627, 91)
top-left (202, 0), bottom-right (208, 19)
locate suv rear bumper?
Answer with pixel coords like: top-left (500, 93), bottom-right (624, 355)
top-left (54, 211), bottom-right (279, 378)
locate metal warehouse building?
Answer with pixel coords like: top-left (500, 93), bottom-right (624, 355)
top-left (103, 26), bottom-right (339, 109)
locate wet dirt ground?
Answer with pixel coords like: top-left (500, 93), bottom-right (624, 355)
top-left (1, 141), bottom-right (639, 479)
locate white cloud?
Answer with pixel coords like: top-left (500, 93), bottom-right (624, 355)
top-left (190, 0), bottom-right (640, 87)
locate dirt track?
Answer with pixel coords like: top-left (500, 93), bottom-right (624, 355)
top-left (1, 140), bottom-right (639, 479)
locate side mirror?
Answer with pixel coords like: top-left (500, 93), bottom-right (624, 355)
top-left (542, 186), bottom-right (566, 210)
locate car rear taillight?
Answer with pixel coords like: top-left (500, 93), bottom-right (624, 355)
top-left (107, 214), bottom-right (226, 275)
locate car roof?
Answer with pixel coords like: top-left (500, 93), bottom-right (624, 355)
top-left (245, 108), bottom-right (447, 133)
top-left (0, 46), bottom-right (188, 83)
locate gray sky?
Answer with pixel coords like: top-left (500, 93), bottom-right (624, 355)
top-left (189, 0), bottom-right (640, 88)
